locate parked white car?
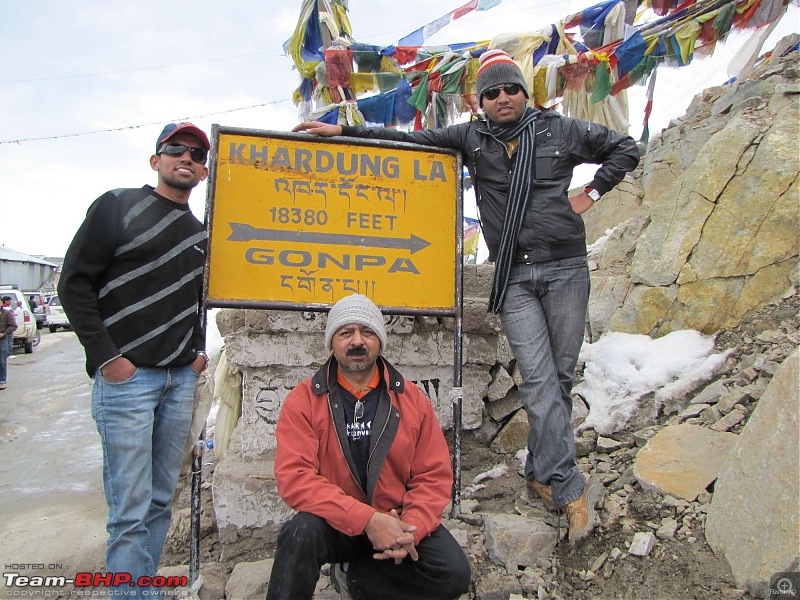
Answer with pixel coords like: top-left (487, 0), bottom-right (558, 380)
top-left (0, 284), bottom-right (39, 353)
top-left (45, 294), bottom-right (72, 333)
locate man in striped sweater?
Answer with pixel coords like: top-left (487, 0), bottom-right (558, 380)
top-left (59, 122), bottom-right (211, 595)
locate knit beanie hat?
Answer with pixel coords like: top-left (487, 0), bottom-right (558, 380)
top-left (476, 49), bottom-right (529, 106)
top-left (325, 294), bottom-right (387, 352)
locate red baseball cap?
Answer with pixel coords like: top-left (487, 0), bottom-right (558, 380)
top-left (156, 122), bottom-right (210, 152)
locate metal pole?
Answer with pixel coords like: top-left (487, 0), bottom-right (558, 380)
top-left (189, 435), bottom-right (205, 584)
top-left (450, 157), bottom-right (464, 519)
top-left (190, 139), bottom-right (214, 585)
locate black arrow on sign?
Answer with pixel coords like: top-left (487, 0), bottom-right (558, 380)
top-left (227, 223), bottom-right (431, 255)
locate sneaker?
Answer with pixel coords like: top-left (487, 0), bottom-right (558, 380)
top-left (0, 382), bottom-right (6, 390)
top-left (564, 480), bottom-right (602, 545)
top-left (526, 479), bottom-right (556, 511)
top-left (330, 563), bottom-right (352, 600)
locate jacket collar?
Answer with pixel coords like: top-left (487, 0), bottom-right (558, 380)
top-left (311, 355), bottom-right (405, 396)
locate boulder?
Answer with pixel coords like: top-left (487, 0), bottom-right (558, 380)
top-left (705, 350), bottom-right (799, 598)
top-left (633, 424), bottom-right (737, 501)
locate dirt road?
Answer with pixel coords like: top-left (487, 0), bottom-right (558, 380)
top-left (0, 331), bottom-right (106, 595)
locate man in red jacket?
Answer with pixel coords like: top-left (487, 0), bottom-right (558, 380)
top-left (267, 294), bottom-right (470, 600)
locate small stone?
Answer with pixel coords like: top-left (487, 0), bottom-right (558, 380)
top-left (628, 531), bottom-right (657, 557)
top-left (700, 405), bottom-right (722, 424)
top-left (738, 366), bottom-right (759, 383)
top-left (710, 407), bottom-right (747, 432)
top-left (662, 495), bottom-right (679, 508)
top-left (756, 330), bottom-right (784, 344)
top-left (716, 387), bottom-right (751, 414)
top-left (609, 547), bottom-right (623, 561)
top-left (621, 519), bottom-right (636, 535)
top-left (589, 552), bottom-right (608, 573)
top-left (458, 513), bottom-right (483, 526)
top-left (575, 437), bottom-right (596, 457)
top-left (696, 491), bottom-right (712, 504)
top-left (679, 403), bottom-right (710, 422)
top-left (656, 517), bottom-right (678, 540)
top-left (596, 436), bottom-right (625, 453)
top-left (760, 360), bottom-right (781, 376)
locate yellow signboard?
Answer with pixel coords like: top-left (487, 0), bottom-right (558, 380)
top-left (206, 128), bottom-right (460, 311)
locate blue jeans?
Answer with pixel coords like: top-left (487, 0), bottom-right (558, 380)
top-left (0, 333), bottom-right (9, 383)
top-left (92, 365), bottom-right (197, 597)
top-left (500, 256), bottom-right (589, 507)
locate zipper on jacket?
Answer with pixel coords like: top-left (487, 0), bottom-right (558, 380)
top-left (365, 390), bottom-right (393, 472)
top-left (327, 392), bottom-right (365, 494)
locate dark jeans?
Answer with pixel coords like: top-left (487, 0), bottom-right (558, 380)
top-left (266, 512), bottom-right (471, 600)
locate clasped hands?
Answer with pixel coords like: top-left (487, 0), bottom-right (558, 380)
top-left (364, 509), bottom-right (419, 564)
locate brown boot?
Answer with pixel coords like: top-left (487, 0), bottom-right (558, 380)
top-left (564, 481), bottom-right (602, 545)
top-left (526, 479), bottom-right (556, 511)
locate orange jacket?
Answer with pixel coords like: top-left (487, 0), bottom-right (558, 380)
top-left (274, 356), bottom-right (453, 545)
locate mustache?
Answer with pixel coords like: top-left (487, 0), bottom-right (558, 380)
top-left (346, 346), bottom-right (368, 356)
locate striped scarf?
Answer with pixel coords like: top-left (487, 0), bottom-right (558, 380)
top-left (487, 107), bottom-right (540, 313)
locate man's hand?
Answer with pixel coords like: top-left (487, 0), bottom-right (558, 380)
top-left (366, 509), bottom-right (419, 564)
top-left (569, 191), bottom-right (595, 215)
top-left (100, 356), bottom-right (136, 382)
top-left (292, 121), bottom-right (343, 137)
top-left (191, 353), bottom-right (208, 374)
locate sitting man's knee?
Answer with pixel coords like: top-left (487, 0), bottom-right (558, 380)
top-left (278, 512), bottom-right (328, 543)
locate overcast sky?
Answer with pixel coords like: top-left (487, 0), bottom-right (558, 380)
top-left (1, 0), bottom-right (796, 259)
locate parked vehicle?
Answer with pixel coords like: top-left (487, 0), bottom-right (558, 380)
top-left (45, 294), bottom-right (72, 333)
top-left (24, 290), bottom-right (47, 330)
top-left (0, 284), bottom-right (39, 353)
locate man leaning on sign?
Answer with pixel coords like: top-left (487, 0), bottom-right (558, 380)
top-left (294, 49), bottom-right (640, 545)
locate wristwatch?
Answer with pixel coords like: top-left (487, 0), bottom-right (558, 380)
top-left (196, 351), bottom-right (209, 370)
top-left (585, 187), bottom-right (601, 202)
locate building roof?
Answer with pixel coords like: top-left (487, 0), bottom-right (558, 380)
top-left (0, 245), bottom-right (58, 267)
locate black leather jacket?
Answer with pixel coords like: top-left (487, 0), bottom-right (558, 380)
top-left (342, 111), bottom-right (640, 263)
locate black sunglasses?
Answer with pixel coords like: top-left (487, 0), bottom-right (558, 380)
top-left (158, 143), bottom-right (207, 165)
top-left (483, 83), bottom-right (523, 101)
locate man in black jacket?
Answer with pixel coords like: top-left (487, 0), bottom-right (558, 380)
top-left (59, 123), bottom-right (211, 595)
top-left (293, 49), bottom-right (640, 545)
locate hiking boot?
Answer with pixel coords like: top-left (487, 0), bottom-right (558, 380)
top-left (564, 480), bottom-right (602, 545)
top-left (330, 563), bottom-right (352, 600)
top-left (526, 479), bottom-right (556, 511)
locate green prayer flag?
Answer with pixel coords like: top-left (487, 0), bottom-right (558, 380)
top-left (590, 62), bottom-right (612, 104)
top-left (408, 72), bottom-right (430, 112)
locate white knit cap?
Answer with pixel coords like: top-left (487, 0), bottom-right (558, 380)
top-left (324, 294), bottom-right (387, 352)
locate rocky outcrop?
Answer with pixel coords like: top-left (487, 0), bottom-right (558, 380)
top-left (705, 349), bottom-right (800, 598)
top-left (585, 50), bottom-right (799, 340)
